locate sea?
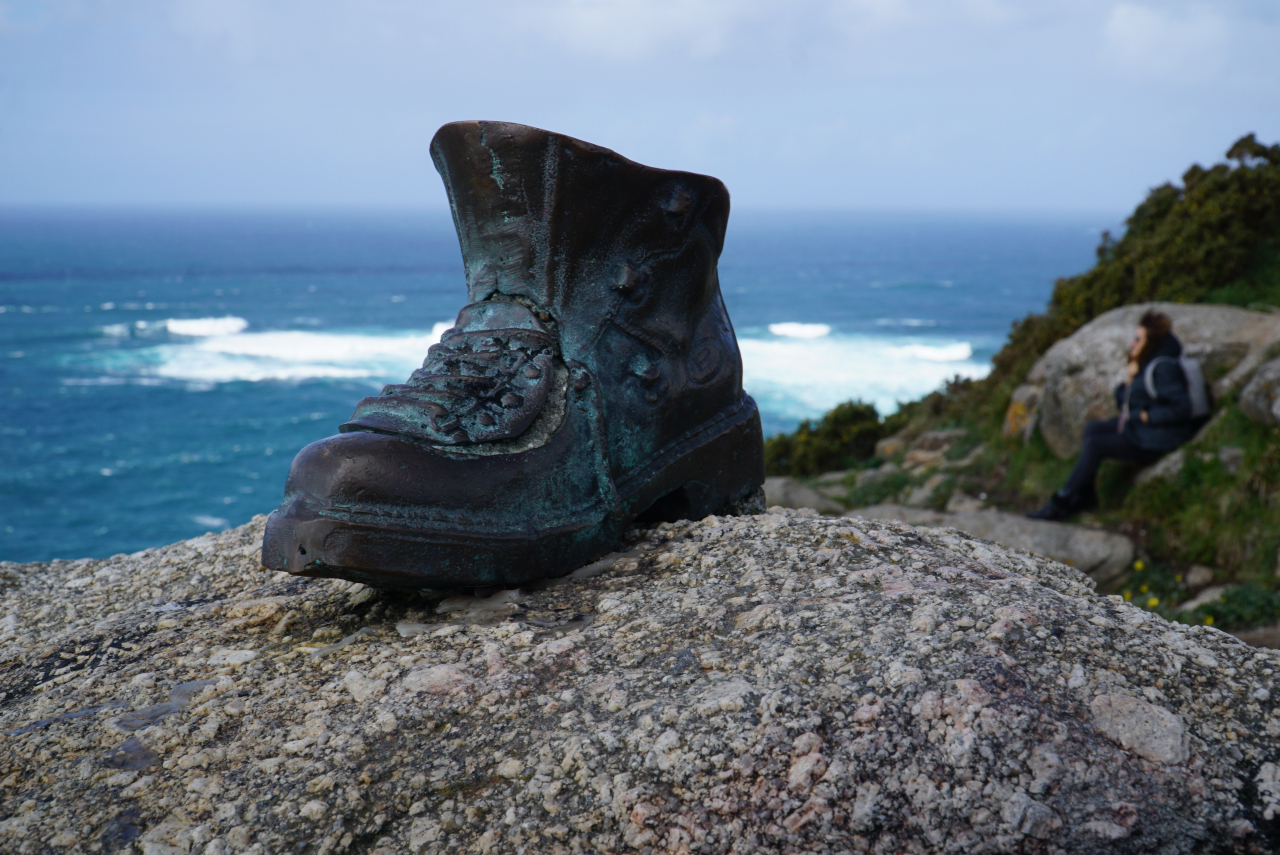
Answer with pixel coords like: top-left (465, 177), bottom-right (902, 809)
top-left (0, 208), bottom-right (1112, 564)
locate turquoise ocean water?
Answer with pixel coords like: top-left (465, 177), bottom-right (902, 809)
top-left (0, 209), bottom-right (1111, 563)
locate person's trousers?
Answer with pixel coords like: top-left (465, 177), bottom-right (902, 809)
top-left (1063, 417), bottom-right (1162, 496)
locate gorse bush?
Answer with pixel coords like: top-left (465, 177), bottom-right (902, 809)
top-left (764, 400), bottom-right (883, 477)
top-left (761, 135), bottom-right (1280, 627)
top-left (983, 134), bottom-right (1280, 421)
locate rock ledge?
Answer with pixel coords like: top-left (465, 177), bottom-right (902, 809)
top-left (2, 512), bottom-right (1278, 854)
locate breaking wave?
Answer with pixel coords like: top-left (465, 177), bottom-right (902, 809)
top-left (76, 317), bottom-right (986, 423)
top-left (82, 320), bottom-right (455, 385)
top-left (767, 322), bottom-right (832, 339)
top-left (738, 332), bottom-right (988, 420)
top-left (164, 317), bottom-right (250, 337)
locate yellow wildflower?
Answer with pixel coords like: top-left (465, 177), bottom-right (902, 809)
top-left (1139, 584), bottom-right (1149, 593)
top-left (1146, 597), bottom-right (1159, 608)
top-left (1134, 560), bottom-right (1145, 571)
top-left (1122, 590), bottom-right (1132, 601)
top-left (1204, 615), bottom-right (1215, 626)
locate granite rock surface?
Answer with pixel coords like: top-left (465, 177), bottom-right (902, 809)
top-left (2, 511), bottom-right (1279, 855)
top-left (1240, 357), bottom-right (1280, 427)
top-left (763, 478), bottom-right (844, 515)
top-left (844, 505), bottom-right (1135, 592)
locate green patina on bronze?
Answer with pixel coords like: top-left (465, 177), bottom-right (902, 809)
top-left (262, 121), bottom-right (765, 590)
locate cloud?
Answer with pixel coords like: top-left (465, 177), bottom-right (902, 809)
top-left (2, 0), bottom-right (1277, 209)
top-left (1103, 3), bottom-right (1229, 80)
top-left (516, 0), bottom-right (1021, 70)
top-left (827, 0), bottom-right (913, 35)
top-left (169, 0), bottom-right (266, 58)
top-left (527, 0), bottom-right (756, 61)
top-left (679, 111), bottom-right (738, 164)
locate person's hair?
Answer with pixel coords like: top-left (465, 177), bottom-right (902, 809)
top-left (1136, 309), bottom-right (1172, 363)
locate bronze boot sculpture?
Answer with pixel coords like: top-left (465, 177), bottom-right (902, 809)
top-left (262, 121), bottom-right (764, 589)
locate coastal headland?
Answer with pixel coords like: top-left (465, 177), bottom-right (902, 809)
top-left (766, 135), bottom-right (1280, 638)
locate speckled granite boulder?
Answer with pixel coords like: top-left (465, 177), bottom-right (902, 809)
top-left (2, 511), bottom-right (1279, 854)
top-left (845, 505), bottom-right (1135, 591)
top-left (1240, 357), bottom-right (1280, 427)
top-left (763, 477), bottom-right (844, 514)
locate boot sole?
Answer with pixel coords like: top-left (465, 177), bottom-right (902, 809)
top-left (262, 396), bottom-right (764, 590)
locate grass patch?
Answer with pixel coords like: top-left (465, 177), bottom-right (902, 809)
top-left (992, 433), bottom-right (1075, 510)
top-left (1172, 585), bottom-right (1280, 629)
top-left (1121, 406), bottom-right (1280, 584)
top-left (841, 469), bottom-right (912, 508)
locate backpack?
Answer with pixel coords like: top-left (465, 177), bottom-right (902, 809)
top-left (1144, 355), bottom-right (1212, 420)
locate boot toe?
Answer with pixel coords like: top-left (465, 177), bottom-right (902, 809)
top-left (263, 410), bottom-right (609, 587)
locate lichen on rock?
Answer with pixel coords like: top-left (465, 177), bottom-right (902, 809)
top-left (2, 510), bottom-right (1279, 853)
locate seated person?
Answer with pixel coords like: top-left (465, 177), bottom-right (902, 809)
top-left (1028, 309), bottom-right (1198, 521)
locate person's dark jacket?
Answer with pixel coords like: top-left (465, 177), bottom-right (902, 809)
top-left (1113, 333), bottom-right (1198, 452)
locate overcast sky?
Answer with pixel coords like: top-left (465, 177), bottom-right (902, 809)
top-left (1, 0), bottom-right (1277, 212)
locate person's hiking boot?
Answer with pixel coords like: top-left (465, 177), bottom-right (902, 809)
top-left (1026, 491), bottom-right (1071, 521)
top-left (262, 121), bottom-right (765, 590)
top-left (1075, 485), bottom-right (1099, 514)
top-left (1026, 487), bottom-right (1095, 521)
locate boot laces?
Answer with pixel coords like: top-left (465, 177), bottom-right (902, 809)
top-left (381, 325), bottom-right (558, 444)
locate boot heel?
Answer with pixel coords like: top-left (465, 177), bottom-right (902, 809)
top-left (626, 396), bottom-right (765, 524)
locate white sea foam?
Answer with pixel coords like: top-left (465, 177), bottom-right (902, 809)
top-left (94, 321), bottom-right (455, 385)
top-left (192, 515), bottom-right (229, 530)
top-left (149, 323), bottom-right (453, 383)
top-left (164, 317), bottom-right (250, 337)
top-left (875, 318), bottom-right (938, 328)
top-left (738, 333), bottom-right (988, 420)
top-left (767, 322), bottom-right (831, 339)
top-left (893, 342), bottom-right (973, 361)
top-left (85, 318), bottom-right (984, 426)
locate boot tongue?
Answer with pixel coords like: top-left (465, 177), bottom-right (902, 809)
top-left (446, 300), bottom-right (548, 338)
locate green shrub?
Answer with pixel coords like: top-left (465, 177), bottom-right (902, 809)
top-left (764, 400), bottom-right (883, 477)
top-left (1175, 585), bottom-right (1280, 630)
top-left (980, 134), bottom-right (1280, 425)
top-left (1121, 557), bottom-right (1280, 630)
